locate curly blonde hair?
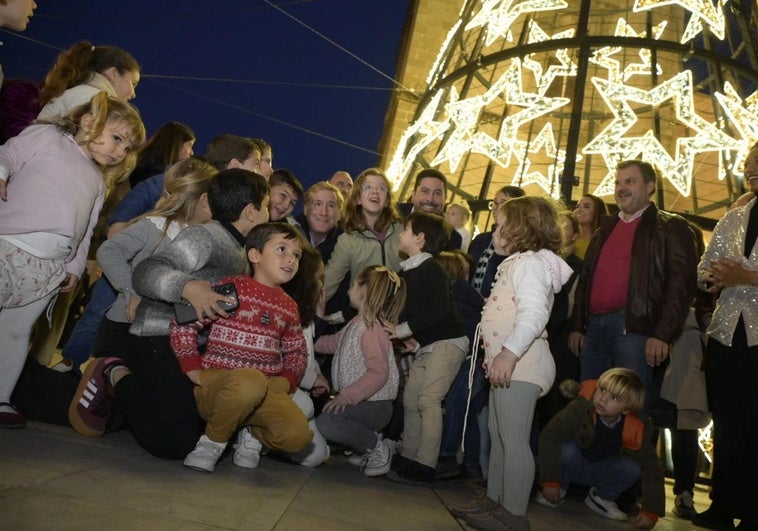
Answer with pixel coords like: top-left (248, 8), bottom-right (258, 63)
top-left (495, 196), bottom-right (562, 254)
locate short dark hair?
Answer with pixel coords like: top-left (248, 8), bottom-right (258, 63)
top-left (245, 222), bottom-right (304, 255)
top-left (208, 169), bottom-right (268, 222)
top-left (269, 169), bottom-right (304, 199)
top-left (414, 168), bottom-right (448, 191)
top-left (497, 185), bottom-right (526, 198)
top-left (617, 160), bottom-right (657, 185)
top-left (405, 211), bottom-right (452, 256)
top-left (205, 134), bottom-right (258, 170)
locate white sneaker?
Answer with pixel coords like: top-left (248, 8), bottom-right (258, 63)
top-left (51, 359), bottom-right (73, 373)
top-left (363, 436), bottom-right (391, 477)
top-left (584, 486), bottom-right (628, 521)
top-left (183, 435), bottom-right (227, 472)
top-left (348, 452), bottom-right (368, 466)
top-left (535, 489), bottom-right (566, 508)
top-left (233, 427), bottom-right (263, 469)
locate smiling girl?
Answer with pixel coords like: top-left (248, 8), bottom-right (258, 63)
top-left (323, 168), bottom-right (404, 314)
top-left (0, 91), bottom-right (144, 428)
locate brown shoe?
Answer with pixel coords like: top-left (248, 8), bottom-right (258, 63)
top-left (449, 489), bottom-right (499, 518)
top-left (490, 506), bottom-right (531, 531)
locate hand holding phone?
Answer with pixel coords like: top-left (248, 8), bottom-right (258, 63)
top-left (174, 282), bottom-right (239, 324)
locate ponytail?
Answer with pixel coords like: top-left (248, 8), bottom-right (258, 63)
top-left (39, 42), bottom-right (140, 106)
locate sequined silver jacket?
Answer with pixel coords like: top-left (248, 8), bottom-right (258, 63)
top-left (698, 197), bottom-right (758, 347)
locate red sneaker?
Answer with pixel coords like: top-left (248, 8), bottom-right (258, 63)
top-left (0, 402), bottom-right (25, 429)
top-left (68, 357), bottom-right (123, 437)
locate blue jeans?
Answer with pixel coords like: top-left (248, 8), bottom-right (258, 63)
top-left (439, 355), bottom-right (488, 468)
top-left (560, 440), bottom-right (641, 500)
top-left (61, 276), bottom-right (117, 371)
top-left (579, 311), bottom-right (652, 392)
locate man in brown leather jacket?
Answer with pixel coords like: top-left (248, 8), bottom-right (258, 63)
top-left (567, 160), bottom-right (698, 393)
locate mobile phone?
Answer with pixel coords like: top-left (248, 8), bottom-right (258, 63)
top-left (174, 282), bottom-right (239, 324)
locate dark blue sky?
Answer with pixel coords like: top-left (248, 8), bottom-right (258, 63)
top-left (1, 0), bottom-right (408, 196)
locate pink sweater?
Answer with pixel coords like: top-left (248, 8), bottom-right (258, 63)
top-left (314, 316), bottom-right (399, 404)
top-left (0, 124), bottom-right (104, 277)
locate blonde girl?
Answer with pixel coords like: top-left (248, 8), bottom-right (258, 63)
top-left (96, 157), bottom-right (216, 327)
top-left (0, 92), bottom-right (145, 428)
top-left (323, 168), bottom-right (404, 319)
top-left (445, 202), bottom-right (473, 251)
top-left (315, 265), bottom-right (406, 477)
top-left (38, 41), bottom-right (140, 121)
top-left (454, 196), bottom-right (573, 530)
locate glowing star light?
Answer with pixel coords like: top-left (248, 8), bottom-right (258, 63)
top-left (432, 71), bottom-right (512, 172)
top-left (583, 70), bottom-right (736, 197)
top-left (590, 18), bottom-right (666, 82)
top-left (497, 60), bottom-right (570, 157)
top-left (466, 0), bottom-right (568, 46)
top-left (511, 123), bottom-right (577, 197)
top-left (522, 20), bottom-right (577, 94)
top-left (714, 81), bottom-right (758, 179)
top-left (633, 0), bottom-right (725, 43)
top-left (386, 90), bottom-right (449, 187)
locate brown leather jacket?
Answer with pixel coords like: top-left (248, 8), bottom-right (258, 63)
top-left (569, 204), bottom-right (698, 343)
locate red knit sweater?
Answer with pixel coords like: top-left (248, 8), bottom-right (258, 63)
top-left (169, 275), bottom-right (307, 391)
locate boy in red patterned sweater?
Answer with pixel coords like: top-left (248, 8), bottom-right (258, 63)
top-left (170, 223), bottom-right (313, 472)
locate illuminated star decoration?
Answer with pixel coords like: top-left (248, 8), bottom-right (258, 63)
top-left (465, 0), bottom-right (568, 47)
top-left (583, 70), bottom-right (736, 197)
top-left (633, 0), bottom-right (725, 43)
top-left (590, 18), bottom-right (666, 82)
top-left (426, 19), bottom-right (462, 86)
top-left (714, 81), bottom-right (758, 179)
top-left (431, 71), bottom-right (513, 172)
top-left (497, 60), bottom-right (570, 162)
top-left (386, 90), bottom-right (449, 188)
top-left (522, 20), bottom-right (577, 94)
top-left (511, 123), bottom-right (576, 197)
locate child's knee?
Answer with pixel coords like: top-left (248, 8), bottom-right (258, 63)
top-left (223, 369), bottom-right (267, 406)
top-left (272, 421), bottom-right (314, 453)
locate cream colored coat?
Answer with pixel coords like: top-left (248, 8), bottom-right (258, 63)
top-left (480, 250), bottom-right (573, 397)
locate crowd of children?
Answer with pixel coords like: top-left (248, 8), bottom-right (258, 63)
top-left (2, 22), bottom-right (737, 531)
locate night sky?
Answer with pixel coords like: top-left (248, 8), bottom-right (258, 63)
top-left (1, 1), bottom-right (410, 204)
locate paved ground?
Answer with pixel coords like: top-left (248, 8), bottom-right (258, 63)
top-left (0, 421), bottom-right (718, 530)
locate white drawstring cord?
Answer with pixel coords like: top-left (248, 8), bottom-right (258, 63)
top-left (460, 322), bottom-right (482, 454)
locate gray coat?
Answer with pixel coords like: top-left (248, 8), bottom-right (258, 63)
top-left (131, 220), bottom-right (249, 336)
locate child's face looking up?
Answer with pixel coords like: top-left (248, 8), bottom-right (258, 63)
top-left (592, 385), bottom-right (630, 422)
top-left (249, 233), bottom-right (302, 287)
top-left (80, 118), bottom-right (137, 167)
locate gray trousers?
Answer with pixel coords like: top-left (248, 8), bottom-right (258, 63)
top-left (316, 399), bottom-right (392, 453)
top-left (487, 381), bottom-right (541, 517)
